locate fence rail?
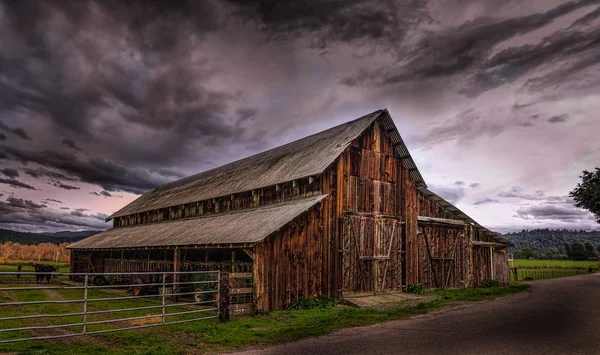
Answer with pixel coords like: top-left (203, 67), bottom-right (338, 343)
top-left (510, 267), bottom-right (596, 282)
top-left (0, 270), bottom-right (221, 344)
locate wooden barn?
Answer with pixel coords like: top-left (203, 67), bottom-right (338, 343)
top-left (68, 109), bottom-right (510, 312)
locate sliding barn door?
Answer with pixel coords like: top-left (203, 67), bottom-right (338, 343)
top-left (420, 226), bottom-right (467, 289)
top-left (342, 215), bottom-right (402, 294)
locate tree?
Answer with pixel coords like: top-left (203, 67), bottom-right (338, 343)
top-left (570, 243), bottom-right (588, 261)
top-left (585, 242), bottom-right (595, 258)
top-left (597, 244), bottom-right (600, 253)
top-left (520, 248), bottom-right (536, 259)
top-left (570, 167), bottom-right (600, 223)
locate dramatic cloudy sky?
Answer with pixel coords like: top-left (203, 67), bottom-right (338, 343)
top-left (0, 0), bottom-right (599, 234)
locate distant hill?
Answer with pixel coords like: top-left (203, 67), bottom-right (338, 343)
top-left (504, 229), bottom-right (600, 254)
top-left (0, 229), bottom-right (101, 245)
top-left (43, 230), bottom-right (103, 239)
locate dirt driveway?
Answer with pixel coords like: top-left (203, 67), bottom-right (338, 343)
top-left (234, 273), bottom-right (600, 355)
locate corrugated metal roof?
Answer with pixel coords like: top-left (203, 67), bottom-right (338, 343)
top-left (70, 195), bottom-right (327, 250)
top-left (417, 187), bottom-right (509, 246)
top-left (107, 109), bottom-right (427, 220)
top-left (107, 111), bottom-right (383, 220)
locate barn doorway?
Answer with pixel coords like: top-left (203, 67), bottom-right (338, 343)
top-left (419, 226), bottom-right (467, 290)
top-left (341, 215), bottom-right (402, 295)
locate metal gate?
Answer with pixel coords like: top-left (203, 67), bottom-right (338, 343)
top-left (0, 270), bottom-right (220, 344)
top-left (342, 216), bottom-right (402, 294)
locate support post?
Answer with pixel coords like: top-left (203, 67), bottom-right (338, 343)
top-left (219, 272), bottom-right (230, 322)
top-left (82, 275), bottom-right (89, 334)
top-left (173, 248), bottom-right (180, 299)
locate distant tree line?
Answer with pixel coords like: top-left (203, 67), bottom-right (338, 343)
top-left (505, 228), bottom-right (600, 255)
top-left (0, 242), bottom-right (70, 264)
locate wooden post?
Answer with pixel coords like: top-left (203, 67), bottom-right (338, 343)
top-left (173, 248), bottom-right (180, 299)
top-left (490, 246), bottom-right (495, 281)
top-left (219, 272), bottom-right (230, 322)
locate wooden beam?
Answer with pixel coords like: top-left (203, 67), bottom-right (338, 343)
top-left (242, 248), bottom-right (255, 260)
top-left (342, 210), bottom-right (404, 220)
top-left (417, 216), bottom-right (466, 226)
top-left (471, 241), bottom-right (505, 247)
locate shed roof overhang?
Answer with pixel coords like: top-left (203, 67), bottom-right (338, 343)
top-left (69, 195), bottom-right (327, 250)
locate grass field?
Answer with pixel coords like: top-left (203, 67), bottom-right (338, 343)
top-left (0, 283), bottom-right (528, 355)
top-left (510, 259), bottom-right (599, 268)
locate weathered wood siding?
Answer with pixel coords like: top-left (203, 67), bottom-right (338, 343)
top-left (337, 118), bottom-right (404, 294)
top-left (472, 246), bottom-right (492, 285)
top-left (113, 177), bottom-right (322, 228)
top-left (402, 162), bottom-right (421, 286)
top-left (254, 204), bottom-right (327, 311)
top-left (419, 225), bottom-right (471, 289)
top-left (494, 248), bottom-right (510, 285)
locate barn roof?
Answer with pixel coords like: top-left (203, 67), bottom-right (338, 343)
top-left (417, 187), bottom-right (510, 246)
top-left (69, 195), bottom-right (327, 250)
top-left (107, 109), bottom-right (425, 220)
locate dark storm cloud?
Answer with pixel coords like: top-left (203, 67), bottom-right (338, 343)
top-left (90, 190), bottom-right (113, 198)
top-left (0, 168), bottom-right (19, 178)
top-left (474, 198), bottom-right (500, 206)
top-left (515, 204), bottom-right (594, 222)
top-left (42, 198), bottom-right (64, 204)
top-left (411, 109), bottom-right (504, 147)
top-left (342, 0), bottom-right (600, 97)
top-left (23, 168), bottom-right (78, 181)
top-left (0, 121), bottom-right (32, 140)
top-left (548, 114), bottom-right (570, 123)
top-left (0, 177), bottom-right (36, 190)
top-left (0, 0), bottom-right (267, 174)
top-left (229, 0), bottom-right (428, 48)
top-left (1, 145), bottom-right (169, 194)
top-left (5, 197), bottom-right (46, 210)
top-left (498, 186), bottom-right (546, 200)
top-left (62, 139), bottom-right (82, 151)
top-left (48, 179), bottom-right (80, 191)
top-left (0, 133), bottom-right (6, 141)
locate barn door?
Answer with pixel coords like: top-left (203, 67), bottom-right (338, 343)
top-left (342, 216), bottom-right (401, 294)
top-left (421, 227), bottom-right (463, 289)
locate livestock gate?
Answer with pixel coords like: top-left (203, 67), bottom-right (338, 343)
top-left (0, 265), bottom-right (250, 344)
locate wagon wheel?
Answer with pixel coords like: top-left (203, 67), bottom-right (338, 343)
top-left (132, 278), bottom-right (146, 296)
top-left (194, 287), bottom-right (217, 303)
top-left (92, 275), bottom-right (107, 286)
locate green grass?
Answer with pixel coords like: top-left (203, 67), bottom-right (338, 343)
top-left (0, 283), bottom-right (529, 354)
top-left (511, 259), bottom-right (599, 268)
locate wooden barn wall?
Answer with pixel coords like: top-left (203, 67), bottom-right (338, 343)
top-left (341, 216), bottom-right (402, 293)
top-left (335, 118), bottom-right (404, 294)
top-left (402, 163), bottom-right (421, 286)
top-left (114, 177), bottom-right (322, 228)
top-left (473, 228), bottom-right (498, 243)
top-left (494, 248), bottom-right (510, 285)
top-left (417, 191), bottom-right (459, 220)
top-left (472, 246), bottom-right (493, 285)
top-left (254, 204), bottom-right (327, 312)
top-left (419, 225), bottom-right (470, 289)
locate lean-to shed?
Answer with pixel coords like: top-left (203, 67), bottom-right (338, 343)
top-left (69, 109), bottom-right (511, 312)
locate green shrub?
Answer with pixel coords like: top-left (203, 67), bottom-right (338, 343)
top-left (403, 284), bottom-right (425, 294)
top-left (480, 280), bottom-right (499, 288)
top-left (287, 296), bottom-right (337, 310)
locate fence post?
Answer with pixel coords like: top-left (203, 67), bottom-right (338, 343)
top-left (219, 272), bottom-right (230, 322)
top-left (161, 273), bottom-right (167, 325)
top-left (83, 275), bottom-right (88, 334)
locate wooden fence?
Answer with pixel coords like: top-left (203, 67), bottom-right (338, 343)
top-left (510, 267), bottom-right (597, 281)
